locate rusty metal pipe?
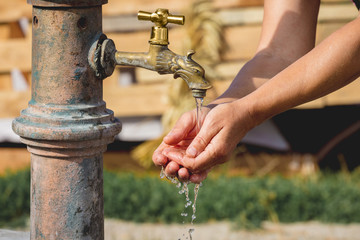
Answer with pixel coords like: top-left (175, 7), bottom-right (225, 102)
top-left (12, 0), bottom-right (121, 239)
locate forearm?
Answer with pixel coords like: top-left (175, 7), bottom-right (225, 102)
top-left (243, 16), bottom-right (360, 127)
top-left (209, 0), bottom-right (319, 107)
top-left (209, 52), bottom-right (293, 106)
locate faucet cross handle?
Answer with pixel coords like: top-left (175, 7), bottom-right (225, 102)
top-left (138, 8), bottom-right (185, 27)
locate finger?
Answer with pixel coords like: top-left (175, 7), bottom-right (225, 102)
top-left (163, 111), bottom-right (196, 145)
top-left (185, 119), bottom-right (220, 158)
top-left (176, 139), bottom-right (193, 148)
top-left (163, 149), bottom-right (201, 173)
top-left (189, 169), bottom-right (210, 183)
top-left (182, 131), bottom-right (232, 172)
top-left (178, 168), bottom-right (190, 182)
top-left (152, 142), bottom-right (169, 166)
top-left (162, 147), bottom-right (186, 165)
top-left (164, 161), bottom-right (180, 177)
top-left (193, 134), bottom-right (232, 171)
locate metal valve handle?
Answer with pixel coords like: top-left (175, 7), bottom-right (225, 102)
top-left (138, 8), bottom-right (185, 27)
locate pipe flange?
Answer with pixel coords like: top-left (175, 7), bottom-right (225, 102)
top-left (100, 39), bottom-right (117, 78)
top-left (89, 34), bottom-right (116, 80)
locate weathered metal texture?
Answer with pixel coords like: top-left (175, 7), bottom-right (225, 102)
top-left (31, 155), bottom-right (104, 239)
top-left (12, 1), bottom-right (121, 239)
top-left (27, 0), bottom-right (107, 7)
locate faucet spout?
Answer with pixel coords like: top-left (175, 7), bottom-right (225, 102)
top-left (88, 9), bottom-right (212, 98)
top-left (115, 51), bottom-right (153, 71)
top-left (115, 45), bottom-right (211, 98)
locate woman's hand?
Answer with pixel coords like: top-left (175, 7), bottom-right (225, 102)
top-left (154, 100), bottom-right (256, 183)
top-left (165, 101), bottom-right (254, 181)
top-left (152, 106), bottom-right (212, 182)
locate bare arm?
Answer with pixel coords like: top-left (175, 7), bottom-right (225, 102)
top-left (156, 0), bottom-right (360, 182)
top-left (212, 0), bottom-right (320, 104)
top-left (178, 11), bottom-right (360, 177)
top-left (246, 14), bottom-right (360, 127)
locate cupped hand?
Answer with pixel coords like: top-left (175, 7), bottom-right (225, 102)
top-left (162, 100), bottom-right (254, 182)
top-left (152, 106), bottom-right (211, 182)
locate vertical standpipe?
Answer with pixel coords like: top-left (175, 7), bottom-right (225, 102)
top-left (12, 0), bottom-right (121, 239)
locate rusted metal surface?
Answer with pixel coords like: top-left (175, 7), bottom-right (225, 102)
top-left (27, 0), bottom-right (107, 7)
top-left (12, 1), bottom-right (121, 239)
top-left (31, 155), bottom-right (104, 239)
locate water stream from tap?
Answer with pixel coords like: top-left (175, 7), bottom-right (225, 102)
top-left (160, 97), bottom-right (204, 240)
top-left (187, 97), bottom-right (204, 239)
top-left (195, 97), bottom-right (204, 133)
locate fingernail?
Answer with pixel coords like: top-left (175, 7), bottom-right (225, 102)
top-left (186, 146), bottom-right (197, 158)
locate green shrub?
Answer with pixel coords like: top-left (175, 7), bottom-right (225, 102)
top-left (0, 169), bottom-right (30, 227)
top-left (103, 171), bottom-right (360, 226)
top-left (1, 168), bottom-right (360, 228)
top-left (103, 172), bottom-right (185, 223)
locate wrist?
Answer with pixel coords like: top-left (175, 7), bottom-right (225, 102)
top-left (231, 97), bottom-right (267, 131)
top-left (205, 97), bottom-right (238, 110)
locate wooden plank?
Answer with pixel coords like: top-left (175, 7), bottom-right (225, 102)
top-left (0, 21), bottom-right (351, 74)
top-left (1, 76), bottom-right (359, 119)
top-left (136, 68), bottom-right (175, 84)
top-left (103, 0), bottom-right (350, 16)
top-left (323, 79), bottom-right (360, 106)
top-left (218, 3), bottom-right (355, 27)
top-left (0, 38), bottom-right (31, 73)
top-left (103, 15), bottom-right (153, 33)
top-left (316, 22), bottom-right (344, 44)
top-left (103, 0), bottom-right (353, 17)
top-left (0, 22), bottom-right (344, 74)
top-left (102, 3), bottom-right (357, 34)
top-left (0, 91), bottom-right (30, 118)
top-left (0, 85), bottom-right (168, 118)
top-left (0, 21), bottom-right (29, 39)
top-left (0, 24), bottom-right (12, 39)
top-left (104, 83), bottom-right (168, 117)
top-left (0, 74), bottom-right (13, 90)
top-left (223, 21), bottom-right (352, 61)
top-left (215, 60), bottom-right (245, 79)
top-left (0, 0), bottom-right (353, 24)
top-left (103, 0), bottom-right (265, 16)
top-left (223, 25), bottom-right (262, 61)
top-left (0, 1), bottom-right (31, 23)
top-left (318, 3), bottom-right (358, 23)
top-left (214, 0), bottom-right (263, 8)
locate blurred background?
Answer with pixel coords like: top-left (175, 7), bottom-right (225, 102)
top-left (1, 0), bottom-right (360, 239)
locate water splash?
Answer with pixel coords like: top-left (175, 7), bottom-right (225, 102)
top-left (191, 183), bottom-right (200, 224)
top-left (160, 168), bottom-right (201, 240)
top-left (160, 97), bottom-right (204, 240)
top-left (195, 97), bottom-right (204, 133)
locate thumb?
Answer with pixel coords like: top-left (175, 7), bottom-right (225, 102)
top-left (186, 121), bottom-right (219, 158)
top-left (163, 111), bottom-right (196, 145)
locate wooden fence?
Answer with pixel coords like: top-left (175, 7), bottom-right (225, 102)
top-left (0, 0), bottom-right (359, 118)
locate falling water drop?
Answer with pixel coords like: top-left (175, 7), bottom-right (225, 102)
top-left (161, 97), bottom-right (205, 240)
top-left (195, 97), bottom-right (204, 133)
top-left (160, 166), bottom-right (166, 179)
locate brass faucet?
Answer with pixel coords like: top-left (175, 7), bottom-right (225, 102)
top-left (89, 8), bottom-right (211, 98)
